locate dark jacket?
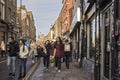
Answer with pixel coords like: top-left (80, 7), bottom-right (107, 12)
top-left (45, 43), bottom-right (52, 56)
top-left (7, 41), bottom-right (19, 57)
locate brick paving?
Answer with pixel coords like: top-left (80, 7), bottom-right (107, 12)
top-left (30, 59), bottom-right (88, 80)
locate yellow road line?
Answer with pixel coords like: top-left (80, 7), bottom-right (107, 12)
top-left (23, 61), bottom-right (40, 80)
top-left (0, 60), bottom-right (6, 64)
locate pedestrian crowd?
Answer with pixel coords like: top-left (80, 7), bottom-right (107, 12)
top-left (0, 36), bottom-right (72, 79)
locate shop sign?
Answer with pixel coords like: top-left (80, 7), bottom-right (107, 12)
top-left (70, 7), bottom-right (81, 33)
top-left (83, 0), bottom-right (90, 13)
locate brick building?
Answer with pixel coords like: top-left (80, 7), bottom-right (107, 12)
top-left (60, 0), bottom-right (73, 38)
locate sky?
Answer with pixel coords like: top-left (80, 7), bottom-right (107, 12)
top-left (17, 0), bottom-right (62, 39)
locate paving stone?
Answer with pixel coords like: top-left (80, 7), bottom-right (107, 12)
top-left (30, 60), bottom-right (88, 80)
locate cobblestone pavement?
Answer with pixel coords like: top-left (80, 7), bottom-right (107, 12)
top-left (30, 59), bottom-right (88, 80)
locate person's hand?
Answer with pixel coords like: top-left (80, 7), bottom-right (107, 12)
top-left (52, 56), bottom-right (55, 59)
top-left (29, 53), bottom-right (31, 56)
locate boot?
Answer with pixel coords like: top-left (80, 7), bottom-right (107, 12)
top-left (18, 73), bottom-right (22, 79)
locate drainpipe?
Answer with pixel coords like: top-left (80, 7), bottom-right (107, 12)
top-left (94, 0), bottom-right (101, 80)
top-left (94, 1), bottom-right (97, 80)
top-left (79, 0), bottom-right (84, 68)
top-left (98, 1), bottom-right (101, 80)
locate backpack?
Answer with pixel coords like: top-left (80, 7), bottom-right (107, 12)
top-left (25, 41), bottom-right (30, 49)
top-left (64, 43), bottom-right (71, 52)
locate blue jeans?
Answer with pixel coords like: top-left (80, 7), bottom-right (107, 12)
top-left (19, 58), bottom-right (27, 76)
top-left (7, 56), bottom-right (16, 75)
top-left (55, 57), bottom-right (61, 70)
top-left (31, 53), bottom-right (35, 60)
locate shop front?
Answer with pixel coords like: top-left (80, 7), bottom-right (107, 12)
top-left (82, 0), bottom-right (101, 79)
top-left (100, 0), bottom-right (120, 79)
top-left (70, 7), bottom-right (81, 65)
top-left (101, 4), bottom-right (113, 80)
top-left (0, 19), bottom-right (7, 43)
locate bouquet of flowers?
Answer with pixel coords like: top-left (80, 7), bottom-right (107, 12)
top-left (50, 56), bottom-right (55, 67)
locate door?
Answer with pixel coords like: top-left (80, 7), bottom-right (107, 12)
top-left (103, 6), bottom-right (112, 79)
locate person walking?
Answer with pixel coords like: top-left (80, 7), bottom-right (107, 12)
top-left (18, 39), bottom-right (29, 79)
top-left (34, 42), bottom-right (38, 62)
top-left (53, 37), bottom-right (64, 72)
top-left (37, 45), bottom-right (41, 60)
top-left (64, 39), bottom-right (72, 69)
top-left (29, 40), bottom-right (35, 64)
top-left (7, 36), bottom-right (19, 78)
top-left (39, 42), bottom-right (46, 67)
top-left (44, 40), bottom-right (52, 70)
top-left (39, 43), bottom-right (44, 58)
top-left (0, 40), bottom-right (7, 57)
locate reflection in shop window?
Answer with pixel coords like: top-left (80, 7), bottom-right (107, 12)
top-left (88, 16), bottom-right (99, 60)
top-left (89, 19), bottom-right (95, 59)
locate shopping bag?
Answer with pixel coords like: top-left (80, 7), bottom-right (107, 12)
top-left (50, 56), bottom-right (55, 67)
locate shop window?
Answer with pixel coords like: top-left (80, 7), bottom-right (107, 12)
top-left (88, 16), bottom-right (99, 60)
top-left (13, 0), bottom-right (16, 6)
top-left (83, 0), bottom-right (90, 12)
top-left (0, 32), bottom-right (5, 41)
top-left (0, 0), bottom-right (5, 20)
top-left (89, 19), bottom-right (96, 59)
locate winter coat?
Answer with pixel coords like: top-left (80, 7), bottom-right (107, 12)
top-left (7, 41), bottom-right (19, 57)
top-left (45, 43), bottom-right (52, 56)
top-left (19, 45), bottom-right (29, 58)
top-left (54, 43), bottom-right (64, 57)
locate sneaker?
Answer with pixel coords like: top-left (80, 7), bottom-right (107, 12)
top-left (22, 75), bottom-right (26, 78)
top-left (58, 70), bottom-right (61, 73)
top-left (8, 73), bottom-right (12, 77)
top-left (11, 74), bottom-right (15, 78)
top-left (32, 60), bottom-right (35, 64)
top-left (18, 76), bottom-right (22, 79)
top-left (46, 68), bottom-right (48, 71)
top-left (55, 67), bottom-right (58, 70)
top-left (67, 66), bottom-right (69, 69)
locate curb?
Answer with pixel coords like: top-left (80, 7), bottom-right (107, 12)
top-left (0, 60), bottom-right (7, 64)
top-left (23, 61), bottom-right (40, 80)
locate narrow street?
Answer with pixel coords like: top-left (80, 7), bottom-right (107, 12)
top-left (0, 57), bottom-right (35, 80)
top-left (0, 0), bottom-right (120, 80)
top-left (30, 59), bottom-right (88, 80)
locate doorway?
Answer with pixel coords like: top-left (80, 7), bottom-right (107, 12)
top-left (103, 5), bottom-right (112, 79)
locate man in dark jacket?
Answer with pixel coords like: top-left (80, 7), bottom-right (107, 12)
top-left (7, 36), bottom-right (19, 78)
top-left (44, 40), bottom-right (52, 70)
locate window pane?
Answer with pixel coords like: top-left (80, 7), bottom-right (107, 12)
top-left (89, 19), bottom-right (95, 59)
